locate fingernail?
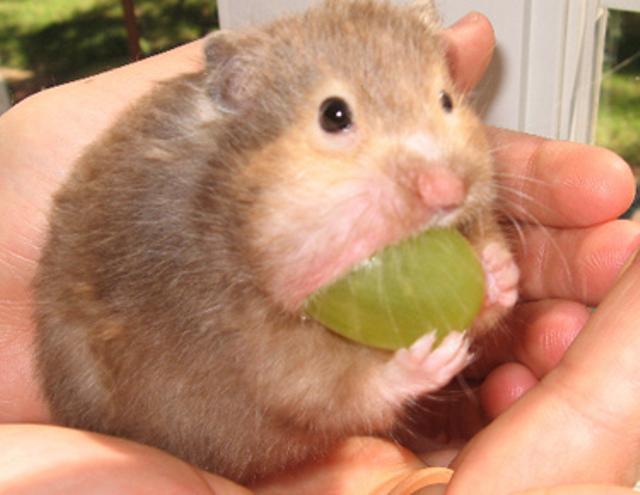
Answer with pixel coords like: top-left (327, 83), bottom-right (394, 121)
top-left (411, 484), bottom-right (447, 495)
top-left (387, 467), bottom-right (453, 495)
top-left (616, 235), bottom-right (640, 282)
top-left (619, 249), bottom-right (640, 277)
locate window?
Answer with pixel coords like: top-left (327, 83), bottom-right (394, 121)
top-left (596, 7), bottom-right (640, 175)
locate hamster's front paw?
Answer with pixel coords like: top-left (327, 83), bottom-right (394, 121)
top-left (378, 332), bottom-right (472, 403)
top-left (481, 242), bottom-right (519, 310)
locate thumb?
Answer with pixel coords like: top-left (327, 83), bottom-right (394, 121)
top-left (441, 12), bottom-right (495, 92)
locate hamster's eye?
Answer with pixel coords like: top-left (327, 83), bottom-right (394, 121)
top-left (319, 97), bottom-right (353, 133)
top-left (440, 91), bottom-right (454, 113)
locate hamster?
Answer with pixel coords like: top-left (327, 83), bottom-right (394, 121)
top-left (33, 0), bottom-right (519, 484)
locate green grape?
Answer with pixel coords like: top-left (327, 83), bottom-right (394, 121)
top-left (305, 229), bottom-right (485, 350)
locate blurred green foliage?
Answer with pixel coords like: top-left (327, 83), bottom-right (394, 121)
top-left (604, 9), bottom-right (640, 72)
top-left (597, 72), bottom-right (640, 169)
top-left (0, 0), bottom-right (218, 90)
top-left (596, 9), bottom-right (640, 170)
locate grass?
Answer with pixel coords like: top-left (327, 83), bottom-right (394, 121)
top-left (0, 0), bottom-right (218, 97)
top-left (596, 70), bottom-right (640, 170)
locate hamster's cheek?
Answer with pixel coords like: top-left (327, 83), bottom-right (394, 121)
top-left (245, 166), bottom-right (401, 311)
top-left (239, 100), bottom-right (496, 315)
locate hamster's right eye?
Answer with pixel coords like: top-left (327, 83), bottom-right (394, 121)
top-left (440, 91), bottom-right (454, 113)
top-left (319, 97), bottom-right (353, 133)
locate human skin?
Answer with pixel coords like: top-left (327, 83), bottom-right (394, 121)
top-left (446, 248), bottom-right (640, 495)
top-left (1, 11), bottom-right (640, 495)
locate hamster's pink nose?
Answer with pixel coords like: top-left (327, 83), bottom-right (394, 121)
top-left (417, 167), bottom-right (466, 211)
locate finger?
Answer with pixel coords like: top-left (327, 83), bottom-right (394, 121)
top-left (516, 220), bottom-right (640, 305)
top-left (474, 300), bottom-right (588, 418)
top-left (469, 300), bottom-right (591, 377)
top-left (510, 300), bottom-right (588, 378)
top-left (441, 13), bottom-right (495, 92)
top-left (448, 250), bottom-right (640, 494)
top-left (554, 247), bottom-right (640, 424)
top-left (253, 437), bottom-right (424, 495)
top-left (479, 362), bottom-right (537, 419)
top-left (0, 424), bottom-right (250, 495)
top-left (0, 315), bottom-right (49, 423)
top-left (491, 128), bottom-right (636, 227)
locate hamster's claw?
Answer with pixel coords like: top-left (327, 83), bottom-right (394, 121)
top-left (379, 332), bottom-right (472, 402)
top-left (481, 242), bottom-right (519, 309)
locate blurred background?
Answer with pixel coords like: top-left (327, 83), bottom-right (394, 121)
top-left (0, 0), bottom-right (218, 103)
top-left (597, 9), bottom-right (640, 219)
top-left (597, 9), bottom-right (640, 176)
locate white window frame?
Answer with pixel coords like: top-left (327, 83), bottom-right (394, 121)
top-left (528, 0), bottom-right (640, 143)
top-left (218, 0), bottom-right (640, 143)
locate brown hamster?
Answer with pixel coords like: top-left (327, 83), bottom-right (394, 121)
top-left (33, 0), bottom-right (519, 484)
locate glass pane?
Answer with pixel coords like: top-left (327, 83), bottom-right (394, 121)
top-left (595, 9), bottom-right (640, 220)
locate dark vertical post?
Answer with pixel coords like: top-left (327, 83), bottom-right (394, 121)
top-left (121, 0), bottom-right (142, 61)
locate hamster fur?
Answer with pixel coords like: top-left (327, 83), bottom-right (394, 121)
top-left (33, 0), bottom-right (519, 483)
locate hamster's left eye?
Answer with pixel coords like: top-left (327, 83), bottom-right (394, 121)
top-left (440, 91), bottom-right (454, 113)
top-left (319, 97), bottom-right (353, 133)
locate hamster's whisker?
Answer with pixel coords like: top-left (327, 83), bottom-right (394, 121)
top-left (454, 374), bottom-right (478, 403)
top-left (502, 210), bottom-right (527, 255)
top-left (493, 171), bottom-right (554, 188)
top-left (498, 196), bottom-right (576, 300)
top-left (486, 141), bottom-right (522, 155)
top-left (494, 184), bottom-right (559, 222)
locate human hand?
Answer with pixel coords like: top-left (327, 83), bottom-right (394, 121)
top-left (0, 9), bottom-right (638, 495)
top-left (445, 244), bottom-right (640, 494)
top-left (0, 40), bottom-right (206, 422)
top-left (0, 426), bottom-right (452, 495)
top-left (436, 14), bottom-right (640, 495)
top-left (2, 420), bottom-right (637, 495)
top-left (0, 424), bottom-right (252, 495)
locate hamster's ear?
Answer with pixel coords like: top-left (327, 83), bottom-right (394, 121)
top-left (203, 30), bottom-right (267, 112)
